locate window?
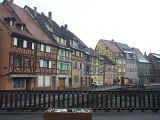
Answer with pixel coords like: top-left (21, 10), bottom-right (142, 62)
top-left (32, 43), bottom-right (34, 50)
top-left (24, 57), bottom-right (30, 68)
top-left (21, 25), bottom-right (24, 31)
top-left (10, 20), bottom-right (13, 26)
top-left (13, 37), bottom-right (17, 46)
top-left (38, 76), bottom-right (43, 87)
top-left (49, 61), bottom-right (52, 68)
top-left (40, 59), bottom-right (43, 67)
top-left (37, 44), bottom-right (41, 51)
top-left (46, 46), bottom-right (51, 52)
top-left (13, 79), bottom-right (25, 88)
top-left (43, 60), bottom-right (48, 67)
top-left (40, 44), bottom-right (44, 51)
top-left (27, 42), bottom-right (32, 49)
top-left (45, 76), bottom-right (50, 87)
top-left (14, 56), bottom-right (21, 67)
top-left (23, 40), bottom-right (27, 48)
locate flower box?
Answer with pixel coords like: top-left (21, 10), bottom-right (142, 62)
top-left (43, 109), bottom-right (92, 120)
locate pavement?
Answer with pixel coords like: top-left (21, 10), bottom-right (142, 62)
top-left (0, 112), bottom-right (160, 120)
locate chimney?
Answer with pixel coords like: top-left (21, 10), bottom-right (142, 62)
top-left (64, 24), bottom-right (68, 29)
top-left (33, 7), bottom-right (37, 16)
top-left (34, 7), bottom-right (37, 12)
top-left (48, 12), bottom-right (52, 19)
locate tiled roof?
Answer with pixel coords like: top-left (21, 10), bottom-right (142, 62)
top-left (0, 3), bottom-right (12, 18)
top-left (7, 2), bottom-right (52, 43)
top-left (131, 48), bottom-right (149, 63)
top-left (100, 39), bottom-right (121, 53)
top-left (114, 42), bottom-right (132, 53)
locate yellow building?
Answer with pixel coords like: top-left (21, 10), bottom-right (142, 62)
top-left (96, 39), bottom-right (126, 85)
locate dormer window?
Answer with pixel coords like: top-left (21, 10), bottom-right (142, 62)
top-left (10, 20), bottom-right (13, 26)
top-left (16, 23), bottom-right (25, 31)
top-left (13, 37), bottom-right (18, 46)
top-left (4, 16), bottom-right (16, 27)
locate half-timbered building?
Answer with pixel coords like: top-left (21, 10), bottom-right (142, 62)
top-left (25, 6), bottom-right (72, 90)
top-left (0, 1), bottom-right (57, 90)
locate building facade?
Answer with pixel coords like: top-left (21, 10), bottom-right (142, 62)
top-left (114, 42), bottom-right (138, 84)
top-left (96, 39), bottom-right (126, 85)
top-left (0, 1), bottom-right (57, 90)
top-left (25, 6), bottom-right (72, 90)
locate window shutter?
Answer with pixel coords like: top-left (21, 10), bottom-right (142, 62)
top-left (13, 37), bottom-right (17, 46)
top-left (45, 76), bottom-right (50, 87)
top-left (32, 43), bottom-right (34, 50)
top-left (38, 76), bottom-right (43, 87)
top-left (23, 40), bottom-right (27, 48)
top-left (49, 61), bottom-right (52, 68)
top-left (41, 44), bottom-right (44, 51)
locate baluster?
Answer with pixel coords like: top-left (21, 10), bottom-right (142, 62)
top-left (158, 93), bottom-right (160, 111)
top-left (115, 92), bottom-right (117, 110)
top-left (105, 93), bottom-right (109, 111)
top-left (124, 92), bottom-right (127, 109)
top-left (48, 92), bottom-right (51, 108)
top-left (96, 93), bottom-right (99, 109)
top-left (57, 93), bottom-right (60, 108)
top-left (129, 92), bottom-right (132, 112)
top-left (87, 92), bottom-right (89, 108)
top-left (82, 93), bottom-right (85, 108)
top-left (62, 93), bottom-right (65, 108)
top-left (33, 92), bottom-right (37, 108)
top-left (138, 91), bottom-right (142, 111)
top-left (5, 93), bottom-right (8, 109)
top-left (19, 92), bottom-right (22, 109)
top-left (10, 92), bottom-right (13, 109)
top-left (52, 93), bottom-right (55, 108)
top-left (77, 93), bottom-right (79, 108)
top-left (119, 91), bottom-right (122, 111)
top-left (101, 93), bottom-right (104, 109)
top-left (152, 91), bottom-right (156, 112)
top-left (29, 92), bottom-right (32, 108)
top-left (72, 93), bottom-right (75, 108)
top-left (39, 93), bottom-right (41, 109)
top-left (134, 92), bottom-right (137, 111)
top-left (143, 92), bottom-right (146, 111)
top-left (0, 93), bottom-right (3, 109)
top-left (43, 92), bottom-right (46, 109)
top-left (110, 92), bottom-right (113, 110)
top-left (14, 92), bottom-right (18, 109)
top-left (147, 91), bottom-right (151, 110)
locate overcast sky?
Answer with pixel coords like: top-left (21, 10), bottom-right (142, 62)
top-left (1, 0), bottom-right (160, 54)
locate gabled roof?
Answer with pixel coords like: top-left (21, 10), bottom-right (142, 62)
top-left (100, 39), bottom-right (122, 54)
top-left (6, 2), bottom-right (53, 44)
top-left (0, 3), bottom-right (31, 36)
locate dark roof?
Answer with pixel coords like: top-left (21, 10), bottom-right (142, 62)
top-left (131, 48), bottom-right (149, 63)
top-left (149, 53), bottom-right (160, 60)
top-left (114, 42), bottom-right (132, 53)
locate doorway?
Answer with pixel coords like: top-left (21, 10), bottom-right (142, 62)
top-left (59, 78), bottom-right (65, 90)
